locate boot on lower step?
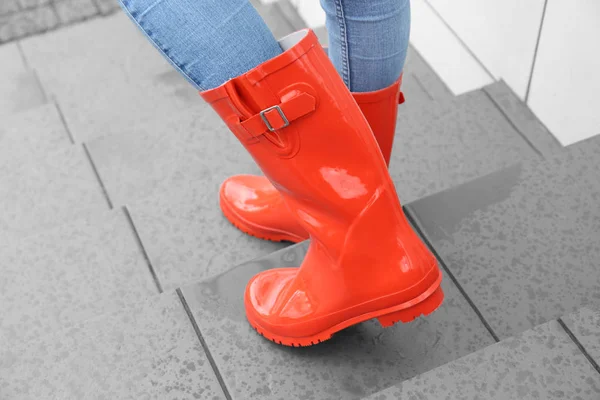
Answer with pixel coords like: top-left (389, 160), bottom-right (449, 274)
top-left (219, 74), bottom-right (405, 243)
top-left (200, 29), bottom-right (443, 346)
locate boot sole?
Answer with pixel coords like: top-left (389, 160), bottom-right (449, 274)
top-left (219, 192), bottom-right (306, 243)
top-left (247, 275), bottom-right (444, 347)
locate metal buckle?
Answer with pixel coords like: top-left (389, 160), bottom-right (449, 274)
top-left (259, 105), bottom-right (289, 132)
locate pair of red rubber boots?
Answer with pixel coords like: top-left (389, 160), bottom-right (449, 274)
top-left (201, 29), bottom-right (444, 347)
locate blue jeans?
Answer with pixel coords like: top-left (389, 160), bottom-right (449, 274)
top-left (119, 0), bottom-right (410, 92)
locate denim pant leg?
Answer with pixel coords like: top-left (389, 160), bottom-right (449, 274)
top-left (320, 0), bottom-right (411, 92)
top-left (119, 0), bottom-right (283, 90)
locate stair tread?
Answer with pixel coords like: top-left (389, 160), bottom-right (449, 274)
top-left (19, 13), bottom-right (179, 143)
top-left (0, 43), bottom-right (47, 116)
top-left (390, 87), bottom-right (541, 204)
top-left (364, 317), bottom-right (600, 400)
top-left (0, 208), bottom-right (157, 351)
top-left (404, 46), bottom-right (454, 102)
top-left (406, 133), bottom-right (600, 340)
top-left (83, 84), bottom-right (544, 292)
top-left (562, 306), bottom-right (600, 368)
top-left (175, 241), bottom-right (495, 400)
top-left (0, 102), bottom-right (70, 158)
top-left (0, 145), bottom-right (109, 239)
top-left (0, 291), bottom-right (225, 400)
top-left (483, 80), bottom-right (563, 157)
top-left (86, 84), bottom-right (540, 209)
top-left (127, 177), bottom-right (286, 292)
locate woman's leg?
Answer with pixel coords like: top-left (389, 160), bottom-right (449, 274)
top-left (119, 0), bottom-right (282, 90)
top-left (320, 0), bottom-right (410, 92)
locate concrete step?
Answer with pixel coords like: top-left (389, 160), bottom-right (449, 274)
top-left (0, 144), bottom-right (109, 239)
top-left (405, 133), bottom-right (600, 340)
top-left (0, 102), bottom-right (71, 160)
top-left (0, 42), bottom-right (47, 116)
top-left (389, 82), bottom-right (549, 204)
top-left (175, 128), bottom-right (600, 397)
top-left (365, 311), bottom-right (600, 400)
top-left (0, 291), bottom-right (226, 399)
top-left (0, 102), bottom-right (115, 244)
top-left (16, 5), bottom-right (452, 145)
top-left (562, 307), bottom-right (600, 371)
top-left (483, 80), bottom-right (563, 157)
top-left (18, 12), bottom-right (179, 143)
top-left (0, 208), bottom-right (158, 351)
top-left (81, 83), bottom-right (543, 293)
top-left (403, 45), bottom-right (454, 104)
top-left (163, 116), bottom-right (585, 399)
top-left (176, 240), bottom-right (495, 400)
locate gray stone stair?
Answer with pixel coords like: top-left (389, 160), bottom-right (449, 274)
top-left (0, 144), bottom-right (105, 236)
top-left (76, 80), bottom-right (553, 295)
top-left (562, 307), bottom-right (600, 370)
top-left (365, 311), bottom-right (600, 400)
top-left (0, 208), bottom-right (157, 350)
top-left (0, 103), bottom-right (70, 160)
top-left (3, 2), bottom-right (599, 398)
top-left (0, 42), bottom-right (47, 116)
top-left (176, 242), bottom-right (495, 400)
top-left (168, 133), bottom-right (600, 399)
top-left (0, 291), bottom-right (226, 400)
top-left (391, 81), bottom-right (544, 204)
top-left (405, 133), bottom-right (600, 340)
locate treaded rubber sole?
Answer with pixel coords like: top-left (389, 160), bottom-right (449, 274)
top-left (247, 278), bottom-right (444, 347)
top-left (219, 192), bottom-right (307, 243)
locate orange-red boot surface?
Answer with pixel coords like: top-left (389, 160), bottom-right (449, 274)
top-left (201, 30), bottom-right (443, 346)
top-left (219, 75), bottom-right (405, 243)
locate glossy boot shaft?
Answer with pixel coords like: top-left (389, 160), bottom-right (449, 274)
top-left (219, 76), bottom-right (405, 243)
top-left (201, 30), bottom-right (443, 345)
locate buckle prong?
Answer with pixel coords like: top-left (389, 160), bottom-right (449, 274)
top-left (260, 105), bottom-right (289, 132)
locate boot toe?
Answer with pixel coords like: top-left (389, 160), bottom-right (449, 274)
top-left (219, 175), bottom-right (309, 242)
top-left (220, 174), bottom-right (278, 215)
top-left (244, 268), bottom-right (320, 331)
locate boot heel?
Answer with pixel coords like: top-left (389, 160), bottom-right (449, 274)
top-left (377, 287), bottom-right (444, 327)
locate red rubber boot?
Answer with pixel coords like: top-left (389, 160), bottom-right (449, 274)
top-left (219, 76), bottom-right (405, 243)
top-left (201, 29), bottom-right (443, 346)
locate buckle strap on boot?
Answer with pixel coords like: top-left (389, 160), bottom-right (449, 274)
top-left (241, 92), bottom-right (316, 136)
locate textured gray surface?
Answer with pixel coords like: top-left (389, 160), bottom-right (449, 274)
top-left (407, 135), bottom-right (600, 339)
top-left (0, 42), bottom-right (47, 115)
top-left (20, 13), bottom-right (176, 141)
top-left (180, 242), bottom-right (495, 400)
top-left (86, 102), bottom-right (259, 206)
top-left (563, 307), bottom-right (600, 367)
top-left (93, 0), bottom-right (120, 15)
top-left (390, 89), bottom-right (540, 204)
top-left (404, 46), bottom-right (453, 102)
top-left (0, 4), bottom-right (59, 42)
top-left (0, 145), bottom-right (109, 238)
top-left (0, 103), bottom-right (69, 160)
top-left (401, 73), bottom-right (432, 105)
top-left (55, 0), bottom-right (99, 24)
top-left (17, 0), bottom-right (51, 9)
top-left (19, 3), bottom-right (297, 144)
top-left (365, 320), bottom-right (600, 400)
top-left (0, 209), bottom-right (157, 350)
top-left (0, 0), bottom-right (120, 43)
top-left (0, 0), bottom-right (20, 15)
top-left (129, 180), bottom-right (286, 291)
top-left (483, 80), bottom-right (563, 157)
top-left (88, 85), bottom-right (540, 209)
top-left (0, 292), bottom-right (226, 400)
